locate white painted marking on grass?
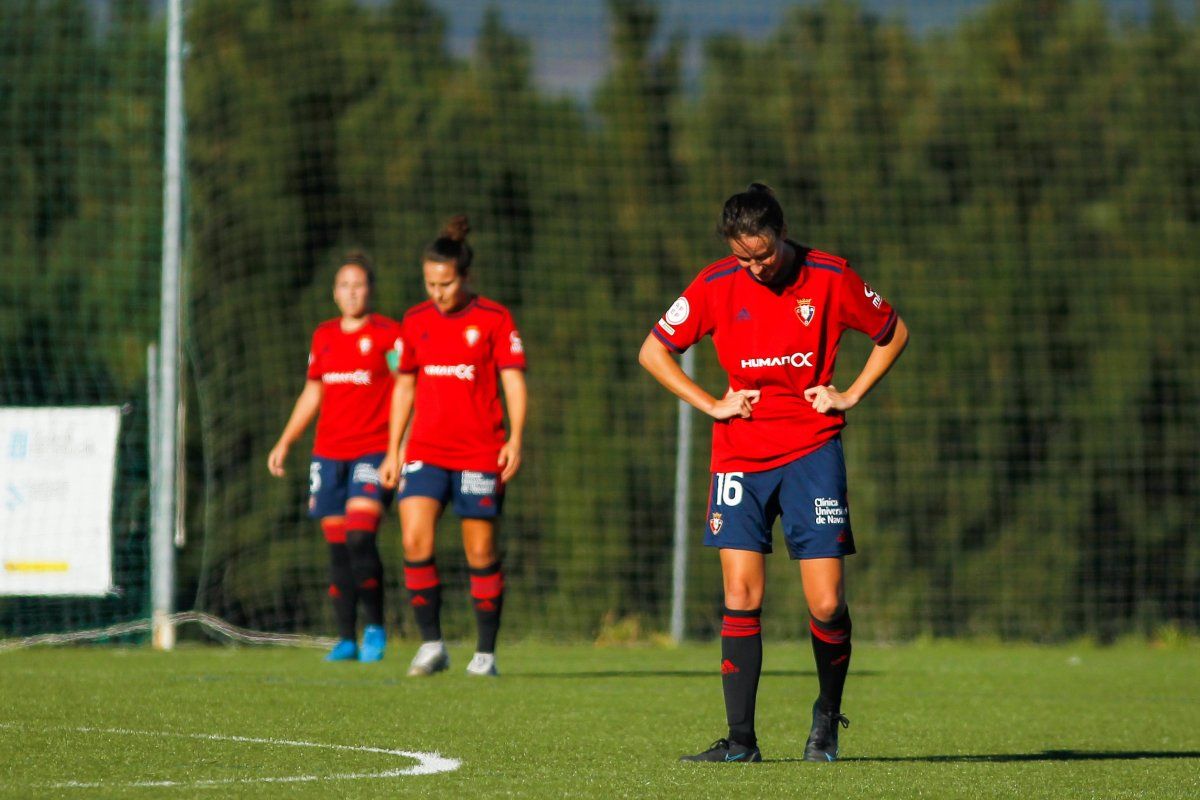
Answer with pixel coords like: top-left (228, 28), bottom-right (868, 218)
top-left (0, 723), bottom-right (460, 788)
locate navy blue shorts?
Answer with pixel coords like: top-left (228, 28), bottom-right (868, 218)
top-left (704, 437), bottom-right (855, 560)
top-left (308, 452), bottom-right (393, 519)
top-left (397, 461), bottom-right (504, 519)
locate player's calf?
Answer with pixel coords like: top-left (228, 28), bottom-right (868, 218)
top-left (404, 557), bottom-right (443, 642)
top-left (469, 561), bottom-right (504, 656)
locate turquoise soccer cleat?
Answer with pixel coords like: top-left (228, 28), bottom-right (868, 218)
top-left (358, 625), bottom-right (387, 662)
top-left (325, 638), bottom-right (359, 662)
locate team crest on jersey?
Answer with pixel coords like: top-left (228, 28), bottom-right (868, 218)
top-left (796, 298), bottom-right (816, 326)
top-left (509, 330), bottom-right (524, 354)
top-left (709, 512), bottom-right (724, 535)
top-left (358, 336), bottom-right (373, 355)
top-left (463, 325), bottom-right (482, 347)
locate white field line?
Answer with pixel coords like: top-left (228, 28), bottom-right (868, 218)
top-left (0, 724), bottom-right (460, 788)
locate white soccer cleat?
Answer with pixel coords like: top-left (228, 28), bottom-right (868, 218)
top-left (465, 652), bottom-right (498, 677)
top-left (406, 641), bottom-right (449, 677)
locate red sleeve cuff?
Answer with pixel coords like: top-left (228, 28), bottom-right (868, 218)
top-left (871, 309), bottom-right (898, 343)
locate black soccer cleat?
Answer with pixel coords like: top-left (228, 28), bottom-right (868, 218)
top-left (804, 700), bottom-right (850, 762)
top-left (679, 738), bottom-right (763, 763)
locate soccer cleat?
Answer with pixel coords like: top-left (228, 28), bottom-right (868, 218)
top-left (406, 640), bottom-right (449, 676)
top-left (465, 652), bottom-right (498, 676)
top-left (803, 700), bottom-right (850, 762)
top-left (324, 638), bottom-right (358, 662)
top-left (679, 738), bottom-right (762, 763)
top-left (358, 624), bottom-right (386, 662)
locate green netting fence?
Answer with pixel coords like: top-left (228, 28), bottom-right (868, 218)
top-left (1, 0), bottom-right (1197, 644)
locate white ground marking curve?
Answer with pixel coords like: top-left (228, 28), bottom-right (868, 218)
top-left (0, 723), bottom-right (460, 788)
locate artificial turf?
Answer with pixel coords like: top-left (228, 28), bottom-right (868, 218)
top-left (1, 639), bottom-right (1197, 798)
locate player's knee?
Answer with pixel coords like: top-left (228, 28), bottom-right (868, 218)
top-left (463, 541), bottom-right (497, 567)
top-left (724, 585), bottom-right (762, 611)
top-left (401, 530), bottom-right (434, 560)
top-left (809, 598), bottom-right (846, 624)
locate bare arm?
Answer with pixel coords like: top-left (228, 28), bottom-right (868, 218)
top-left (378, 372), bottom-right (416, 489)
top-left (638, 334), bottom-right (759, 420)
top-left (497, 369), bottom-right (527, 483)
top-left (804, 316), bottom-right (910, 413)
top-left (267, 380), bottom-right (324, 476)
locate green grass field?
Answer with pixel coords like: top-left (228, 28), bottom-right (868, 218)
top-left (1, 640), bottom-right (1197, 799)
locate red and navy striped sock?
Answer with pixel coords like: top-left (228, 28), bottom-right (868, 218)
top-left (404, 557), bottom-right (442, 641)
top-left (810, 607), bottom-right (852, 714)
top-left (469, 562), bottom-right (504, 654)
top-left (721, 606), bottom-right (762, 749)
top-left (322, 519), bottom-right (356, 640)
top-left (345, 510), bottom-right (384, 627)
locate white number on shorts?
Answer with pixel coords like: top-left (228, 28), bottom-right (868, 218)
top-left (309, 462), bottom-right (322, 495)
top-left (715, 472), bottom-right (744, 506)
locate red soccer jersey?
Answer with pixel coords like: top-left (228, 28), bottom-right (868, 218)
top-left (652, 244), bottom-right (897, 473)
top-left (306, 314), bottom-right (402, 460)
top-left (399, 296), bottom-right (526, 472)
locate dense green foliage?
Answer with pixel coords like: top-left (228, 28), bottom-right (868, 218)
top-left (1, 0), bottom-right (1197, 640)
top-left (0, 0), bottom-right (162, 635)
top-left (2, 640), bottom-right (1198, 797)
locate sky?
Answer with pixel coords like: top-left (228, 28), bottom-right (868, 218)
top-left (114, 0), bottom-right (1187, 96)
top-left (428, 0), bottom-right (1180, 95)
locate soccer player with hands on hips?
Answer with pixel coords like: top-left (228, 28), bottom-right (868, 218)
top-left (640, 184), bottom-right (908, 763)
top-left (378, 215), bottom-right (527, 678)
top-left (268, 253), bottom-right (401, 663)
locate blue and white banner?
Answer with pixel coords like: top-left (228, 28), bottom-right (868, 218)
top-left (0, 407), bottom-right (121, 596)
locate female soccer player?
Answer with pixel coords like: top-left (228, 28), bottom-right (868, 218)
top-left (378, 216), bottom-right (527, 678)
top-left (267, 253), bottom-right (401, 663)
top-left (640, 184), bottom-right (908, 763)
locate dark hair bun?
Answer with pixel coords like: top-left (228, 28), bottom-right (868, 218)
top-left (441, 215), bottom-right (471, 243)
top-left (719, 183), bottom-right (786, 241)
top-left (424, 216), bottom-right (474, 274)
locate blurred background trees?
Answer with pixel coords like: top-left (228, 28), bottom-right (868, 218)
top-left (1, 0), bottom-right (1196, 640)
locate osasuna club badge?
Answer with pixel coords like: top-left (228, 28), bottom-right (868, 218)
top-left (796, 298), bottom-right (816, 326)
top-left (358, 336), bottom-right (373, 354)
top-left (709, 512), bottom-right (724, 535)
top-left (463, 325), bottom-right (481, 347)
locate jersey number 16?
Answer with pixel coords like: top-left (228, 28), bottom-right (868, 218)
top-left (714, 472), bottom-right (744, 506)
